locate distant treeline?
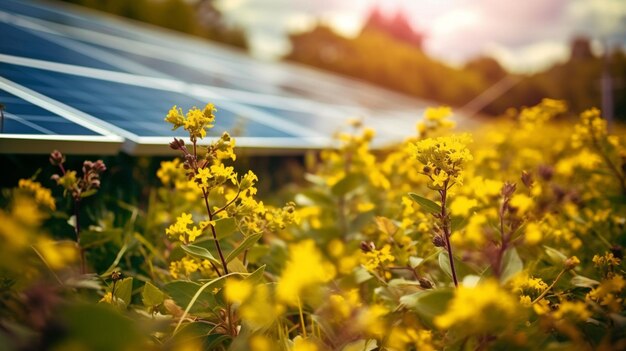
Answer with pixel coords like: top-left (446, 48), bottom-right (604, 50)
top-left (56, 0), bottom-right (247, 49)
top-left (286, 25), bottom-right (626, 120)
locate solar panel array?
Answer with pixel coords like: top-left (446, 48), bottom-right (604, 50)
top-left (0, 0), bottom-right (432, 155)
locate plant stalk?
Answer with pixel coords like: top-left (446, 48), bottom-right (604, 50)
top-left (202, 188), bottom-right (229, 275)
top-left (74, 199), bottom-right (86, 274)
top-left (440, 184), bottom-right (459, 287)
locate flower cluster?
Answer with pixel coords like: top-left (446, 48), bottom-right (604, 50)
top-left (411, 134), bottom-right (473, 188)
top-left (18, 179), bottom-right (56, 210)
top-left (50, 150), bottom-right (106, 200)
top-left (165, 103), bottom-right (216, 140)
top-left (417, 106), bottom-right (456, 137)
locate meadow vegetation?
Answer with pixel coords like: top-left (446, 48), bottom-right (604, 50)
top-left (0, 100), bottom-right (625, 350)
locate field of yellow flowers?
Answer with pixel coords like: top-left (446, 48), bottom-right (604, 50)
top-left (1, 100), bottom-right (625, 351)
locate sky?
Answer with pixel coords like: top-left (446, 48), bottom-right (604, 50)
top-left (216, 0), bottom-right (626, 73)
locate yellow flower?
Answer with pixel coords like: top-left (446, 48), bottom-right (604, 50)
top-left (450, 195), bottom-right (478, 217)
top-left (224, 278), bottom-right (253, 304)
top-left (411, 134), bottom-right (472, 189)
top-left (100, 292), bottom-right (113, 304)
top-left (586, 275), bottom-right (625, 312)
top-left (18, 179), bottom-right (56, 210)
top-left (165, 212), bottom-right (196, 242)
top-left (249, 335), bottom-right (273, 351)
top-left (553, 301), bottom-right (590, 321)
top-left (417, 106), bottom-right (456, 136)
top-left (356, 304), bottom-right (388, 337)
top-left (55, 170), bottom-right (78, 191)
top-left (292, 336), bottom-right (317, 351)
top-left (362, 245), bottom-right (395, 272)
top-left (435, 280), bottom-right (517, 334)
top-left (36, 237), bottom-right (77, 269)
top-left (169, 257), bottom-right (201, 279)
top-left (571, 107), bottom-right (607, 148)
top-left (194, 167), bottom-right (212, 188)
top-left (277, 240), bottom-right (336, 305)
top-left (328, 289), bottom-right (361, 320)
top-left (593, 252), bottom-right (621, 267)
top-left (524, 222), bottom-right (542, 245)
top-left (157, 159), bottom-right (184, 185)
top-left (519, 99), bottom-right (566, 129)
top-left (452, 213), bottom-right (486, 246)
top-left (165, 105), bottom-right (184, 128)
top-left (387, 327), bottom-right (435, 351)
top-left (510, 194), bottom-right (533, 214)
top-left (187, 226), bottom-right (202, 242)
top-left (432, 170), bottom-right (449, 187)
top-left (165, 104), bottom-right (216, 140)
top-left (239, 284), bottom-right (283, 329)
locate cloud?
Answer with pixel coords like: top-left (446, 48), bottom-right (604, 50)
top-left (486, 41), bottom-right (570, 73)
top-left (217, 0), bottom-right (626, 71)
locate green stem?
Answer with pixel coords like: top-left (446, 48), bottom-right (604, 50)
top-left (297, 297), bottom-right (307, 338)
top-left (202, 188), bottom-right (229, 275)
top-left (74, 199), bottom-right (86, 274)
top-left (440, 184), bottom-right (459, 287)
top-left (532, 268), bottom-right (566, 304)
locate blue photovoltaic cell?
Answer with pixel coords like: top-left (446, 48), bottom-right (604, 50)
top-left (77, 42), bottom-right (274, 95)
top-left (0, 0), bottom-right (148, 43)
top-left (0, 22), bottom-right (122, 72)
top-left (0, 88), bottom-right (100, 135)
top-left (0, 63), bottom-right (293, 138)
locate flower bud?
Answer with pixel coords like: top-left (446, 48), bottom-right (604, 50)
top-left (418, 277), bottom-right (433, 289)
top-left (564, 256), bottom-right (580, 270)
top-left (521, 170), bottom-right (533, 188)
top-left (92, 160), bottom-right (107, 174)
top-left (501, 182), bottom-right (517, 198)
top-left (82, 160), bottom-right (93, 174)
top-left (538, 165), bottom-right (554, 181)
top-left (169, 138), bottom-right (185, 150)
top-left (432, 235), bottom-right (445, 248)
top-left (360, 241), bottom-right (375, 253)
top-left (49, 150), bottom-right (64, 166)
top-left (111, 271), bottom-right (122, 281)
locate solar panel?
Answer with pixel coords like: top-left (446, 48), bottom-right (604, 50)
top-left (0, 0), bottom-right (433, 155)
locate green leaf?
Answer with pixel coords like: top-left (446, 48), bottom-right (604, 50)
top-left (245, 265), bottom-right (266, 284)
top-left (375, 216), bottom-right (398, 236)
top-left (142, 282), bottom-right (165, 307)
top-left (544, 245), bottom-right (567, 265)
top-left (500, 248), bottom-right (523, 283)
top-left (409, 256), bottom-right (424, 269)
top-left (81, 228), bottom-right (123, 248)
top-left (172, 270), bottom-right (262, 334)
top-left (80, 189), bottom-right (98, 198)
top-left (62, 304), bottom-right (142, 351)
top-left (163, 281), bottom-right (217, 314)
top-left (214, 217), bottom-right (237, 240)
top-left (181, 244), bottom-right (222, 267)
top-left (571, 275), bottom-right (600, 288)
top-left (113, 277), bottom-right (133, 308)
top-left (437, 251), bottom-right (476, 281)
top-left (408, 193), bottom-right (441, 214)
top-left (400, 289), bottom-right (454, 327)
top-left (331, 173), bottom-right (366, 196)
top-left (227, 258), bottom-right (248, 273)
top-left (226, 233), bottom-right (262, 263)
top-left (341, 339), bottom-right (378, 351)
top-left (450, 216), bottom-right (468, 232)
